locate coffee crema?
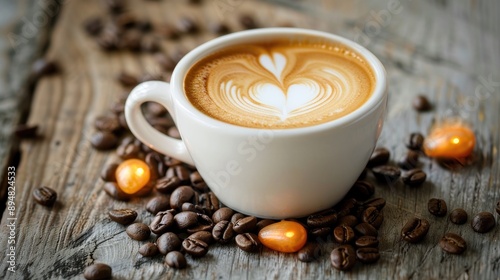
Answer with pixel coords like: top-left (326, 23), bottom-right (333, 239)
top-left (184, 39), bottom-right (375, 129)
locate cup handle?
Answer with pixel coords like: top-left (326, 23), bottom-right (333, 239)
top-left (124, 81), bottom-right (195, 165)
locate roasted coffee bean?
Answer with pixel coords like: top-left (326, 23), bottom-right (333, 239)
top-left (126, 223), bottom-right (150, 241)
top-left (212, 207), bottom-right (234, 224)
top-left (114, 13), bottom-right (137, 29)
top-left (449, 208), bottom-right (468, 225)
top-left (361, 207), bottom-right (384, 229)
top-left (14, 124), bottom-right (39, 138)
top-left (199, 192), bottom-right (220, 215)
top-left (398, 150), bottom-right (420, 170)
top-left (164, 156), bottom-right (182, 167)
top-left (333, 225), bottom-right (355, 244)
top-left (307, 209), bottom-right (337, 228)
top-left (496, 200), bottom-right (500, 215)
top-left (145, 152), bottom-right (165, 180)
top-left (157, 232), bottom-right (181, 255)
top-left (90, 131), bottom-right (118, 150)
top-left (406, 132), bottom-right (424, 150)
top-left (235, 233), bottom-right (261, 252)
top-left (356, 247), bottom-right (380, 264)
top-left (363, 198), bottom-right (386, 211)
top-left (117, 72), bottom-right (139, 87)
top-left (174, 211), bottom-right (198, 230)
top-left (170, 186), bottom-right (194, 209)
top-left (471, 212), bottom-right (496, 233)
top-left (156, 177), bottom-right (181, 194)
top-left (139, 242), bottom-right (159, 257)
top-left (146, 195), bottom-right (170, 215)
top-left (371, 165), bottom-right (401, 183)
top-left (308, 227), bottom-right (331, 239)
top-left (83, 16), bottom-right (103, 36)
top-left (94, 115), bottom-right (121, 133)
top-left (105, 0), bottom-right (125, 14)
top-left (335, 198), bottom-right (359, 217)
top-left (32, 58), bottom-right (59, 79)
top-left (208, 22), bottom-right (230, 34)
top-left (256, 219), bottom-right (277, 232)
top-left (413, 95), bottom-right (432, 112)
top-left (330, 245), bottom-right (356, 271)
top-left (182, 238), bottom-right (209, 257)
top-left (354, 223), bottom-right (378, 237)
top-left (103, 182), bottom-right (130, 201)
top-left (173, 166), bottom-right (190, 182)
top-left (439, 233), bottom-right (466, 254)
top-left (355, 236), bottom-right (379, 248)
top-left (83, 263), bottom-right (112, 280)
top-left (141, 37), bottom-right (160, 53)
top-left (118, 113), bottom-right (128, 130)
top-left (101, 163), bottom-right (118, 182)
top-left (175, 16), bottom-right (198, 34)
top-left (187, 214), bottom-right (214, 233)
top-left (347, 180), bottom-right (375, 201)
top-left (231, 213), bottom-right (246, 224)
top-left (116, 143), bottom-right (140, 160)
top-left (134, 181), bottom-right (154, 197)
top-left (338, 215), bottom-right (358, 228)
top-left (239, 14), bottom-right (258, 29)
top-left (190, 171), bottom-right (207, 191)
top-left (367, 147), bottom-right (390, 167)
top-left (401, 168), bottom-right (427, 186)
top-left (212, 221), bottom-right (235, 243)
top-left (165, 251), bottom-right (186, 269)
top-left (187, 231), bottom-right (214, 245)
top-left (150, 210), bottom-right (175, 234)
top-left (33, 186), bottom-right (57, 207)
top-left (297, 242), bottom-right (321, 262)
top-left (182, 202), bottom-right (204, 214)
top-left (401, 217), bottom-right (430, 243)
top-left (121, 31), bottom-right (142, 52)
top-left (428, 198), bottom-right (448, 217)
top-left (233, 216), bottom-right (257, 234)
top-left (108, 209), bottom-right (137, 225)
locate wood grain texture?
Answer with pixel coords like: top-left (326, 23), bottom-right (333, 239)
top-left (0, 0), bottom-right (499, 279)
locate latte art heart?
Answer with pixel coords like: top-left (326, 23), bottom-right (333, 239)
top-left (185, 40), bottom-right (375, 129)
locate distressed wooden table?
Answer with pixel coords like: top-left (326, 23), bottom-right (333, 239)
top-left (1, 0), bottom-right (499, 279)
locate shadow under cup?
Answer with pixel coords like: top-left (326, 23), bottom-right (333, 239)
top-left (127, 28), bottom-right (388, 219)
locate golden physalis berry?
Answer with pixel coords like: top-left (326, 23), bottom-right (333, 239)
top-left (423, 122), bottom-right (475, 158)
top-left (115, 159), bottom-right (151, 194)
top-left (258, 220), bottom-right (307, 253)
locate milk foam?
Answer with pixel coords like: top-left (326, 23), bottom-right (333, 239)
top-left (184, 40), bottom-right (375, 129)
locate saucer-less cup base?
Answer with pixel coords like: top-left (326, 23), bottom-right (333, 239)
top-left (125, 28), bottom-right (387, 219)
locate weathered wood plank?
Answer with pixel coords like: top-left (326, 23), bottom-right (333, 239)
top-left (0, 0), bottom-right (499, 279)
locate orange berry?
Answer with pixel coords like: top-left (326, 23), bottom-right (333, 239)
top-left (258, 220), bottom-right (307, 253)
top-left (423, 122), bottom-right (475, 158)
top-left (115, 159), bottom-right (151, 194)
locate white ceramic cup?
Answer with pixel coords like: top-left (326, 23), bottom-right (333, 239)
top-left (125, 28), bottom-right (387, 219)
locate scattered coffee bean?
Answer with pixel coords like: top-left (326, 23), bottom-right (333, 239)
top-left (156, 176), bottom-right (181, 194)
top-left (165, 251), bottom-right (187, 269)
top-left (356, 247), bottom-right (380, 264)
top-left (139, 242), bottom-right (159, 257)
top-left (239, 14), bottom-right (258, 29)
top-left (208, 22), bottom-right (230, 34)
top-left (105, 0), bottom-right (125, 14)
top-left (398, 150), bottom-right (420, 170)
top-left (367, 147), bottom-right (390, 167)
top-left (83, 263), bottom-right (112, 280)
top-left (95, 115), bottom-right (121, 133)
top-left (406, 133), bottom-right (424, 150)
top-left (212, 207), bottom-right (234, 224)
top-left (103, 182), bottom-right (130, 201)
top-left (146, 195), bottom-right (171, 214)
top-left (333, 225), bottom-right (355, 244)
top-left (117, 72), bottom-right (139, 87)
top-left (187, 213), bottom-right (214, 233)
top-left (428, 198), bottom-right (448, 217)
top-left (114, 13), bottom-right (137, 29)
top-left (439, 233), bottom-right (466, 254)
top-left (363, 198), bottom-right (386, 211)
top-left (32, 58), bottom-right (59, 79)
top-left (182, 202), bottom-right (204, 214)
top-left (355, 236), bottom-right (379, 248)
top-left (199, 192), bottom-right (220, 215)
top-left (231, 213), bottom-right (246, 224)
top-left (256, 219), bottom-right (277, 232)
top-left (335, 198), bottom-right (359, 217)
top-left (33, 186), bottom-right (57, 207)
top-left (108, 209), bottom-right (137, 225)
top-left (330, 245), bottom-right (356, 271)
top-left (297, 242), bottom-right (321, 262)
top-left (347, 180), bottom-right (375, 201)
top-left (170, 186), bottom-right (194, 209)
top-left (141, 37), bottom-right (160, 53)
top-left (14, 124), bottom-right (39, 139)
top-left (126, 223), bottom-right (151, 241)
top-left (145, 152), bottom-right (165, 180)
top-left (187, 231), bottom-right (214, 245)
top-left (401, 168), bottom-right (427, 187)
top-left (308, 227), bottom-right (331, 239)
top-left (306, 209), bottom-right (337, 228)
top-left (401, 217), bottom-right (430, 243)
top-left (156, 24), bottom-right (179, 39)
top-left (471, 212), bottom-right (496, 233)
top-left (413, 95), bottom-right (432, 111)
top-left (338, 215), bottom-right (358, 228)
top-left (361, 207), bottom-right (384, 229)
top-left (83, 16), bottom-right (103, 36)
top-left (354, 223), bottom-right (378, 237)
top-left (191, 171), bottom-right (208, 191)
top-left (175, 16), bottom-right (198, 34)
top-left (212, 221), bottom-right (235, 243)
top-left (496, 201), bottom-right (500, 215)
top-left (235, 233), bottom-right (261, 252)
top-left (182, 237), bottom-right (209, 257)
top-left (372, 165), bottom-right (401, 183)
top-left (101, 163), bottom-right (118, 182)
top-left (233, 216), bottom-right (257, 233)
top-left (116, 142), bottom-right (140, 160)
top-left (449, 208), bottom-right (468, 225)
top-left (157, 232), bottom-right (181, 255)
top-left (90, 131), bottom-right (118, 150)
top-left (174, 211), bottom-right (199, 230)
